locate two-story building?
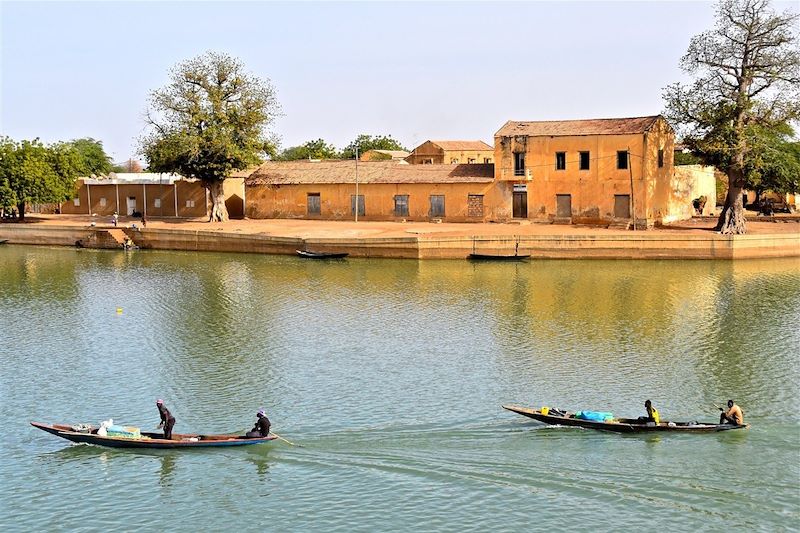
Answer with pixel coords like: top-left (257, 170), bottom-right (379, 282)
top-left (494, 116), bottom-right (688, 226)
top-left (406, 140), bottom-right (494, 165)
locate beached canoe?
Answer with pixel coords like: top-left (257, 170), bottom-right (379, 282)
top-left (468, 253), bottom-right (530, 261)
top-left (296, 250), bottom-right (349, 259)
top-left (502, 405), bottom-right (750, 433)
top-left (31, 422), bottom-right (276, 449)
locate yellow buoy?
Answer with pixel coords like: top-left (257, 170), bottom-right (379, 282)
top-left (116, 308), bottom-right (123, 314)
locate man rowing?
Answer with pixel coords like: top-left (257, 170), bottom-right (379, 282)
top-left (719, 399), bottom-right (744, 425)
top-left (246, 409), bottom-right (271, 438)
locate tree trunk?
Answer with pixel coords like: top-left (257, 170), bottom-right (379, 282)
top-left (715, 176), bottom-right (747, 234)
top-left (17, 201), bottom-right (25, 221)
top-left (207, 180), bottom-right (229, 222)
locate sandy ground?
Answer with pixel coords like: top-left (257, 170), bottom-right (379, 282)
top-left (6, 213), bottom-right (799, 239)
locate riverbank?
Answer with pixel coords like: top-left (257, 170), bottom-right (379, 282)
top-left (1, 214), bottom-right (798, 259)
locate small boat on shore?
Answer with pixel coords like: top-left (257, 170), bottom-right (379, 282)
top-left (468, 253), bottom-right (530, 261)
top-left (0, 239), bottom-right (8, 245)
top-left (296, 250), bottom-right (349, 259)
top-left (31, 422), bottom-right (276, 449)
top-left (502, 405), bottom-right (750, 433)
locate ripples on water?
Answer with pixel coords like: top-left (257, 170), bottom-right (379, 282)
top-left (0, 246), bottom-right (798, 531)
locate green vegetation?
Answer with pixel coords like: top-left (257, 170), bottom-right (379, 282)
top-left (340, 134), bottom-right (408, 160)
top-left (140, 52), bottom-right (280, 222)
top-left (276, 139), bottom-right (339, 161)
top-left (663, 0), bottom-right (800, 234)
top-left (0, 137), bottom-right (112, 220)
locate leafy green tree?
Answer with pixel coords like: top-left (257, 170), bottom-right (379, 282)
top-left (68, 138), bottom-right (113, 176)
top-left (0, 138), bottom-right (78, 220)
top-left (340, 134), bottom-right (408, 159)
top-left (276, 138), bottom-right (339, 161)
top-left (140, 51), bottom-right (280, 221)
top-left (663, 0), bottom-right (800, 234)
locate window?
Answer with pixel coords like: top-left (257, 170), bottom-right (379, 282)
top-left (307, 193), bottom-right (321, 215)
top-left (429, 195), bottom-right (445, 217)
top-left (514, 152), bottom-right (525, 176)
top-left (467, 194), bottom-right (484, 217)
top-left (555, 152), bottom-right (566, 170)
top-left (154, 198), bottom-right (161, 208)
top-left (467, 158), bottom-right (476, 164)
top-left (186, 200), bottom-right (195, 208)
top-left (73, 198), bottom-right (80, 207)
top-left (350, 195), bottom-right (365, 217)
top-left (451, 158), bottom-right (459, 164)
top-left (484, 157), bottom-right (492, 164)
top-left (99, 198), bottom-right (107, 207)
top-left (617, 151), bottom-right (628, 170)
top-left (579, 151), bottom-right (590, 170)
top-left (394, 195), bottom-right (409, 217)
top-left (423, 158), bottom-right (433, 164)
top-left (658, 149), bottom-right (664, 168)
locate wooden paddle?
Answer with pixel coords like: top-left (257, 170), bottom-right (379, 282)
top-left (270, 432), bottom-right (304, 447)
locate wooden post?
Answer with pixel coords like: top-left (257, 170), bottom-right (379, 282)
top-left (143, 183), bottom-right (147, 217)
top-left (628, 148), bottom-right (635, 231)
top-left (115, 183), bottom-right (120, 216)
top-left (86, 182), bottom-right (92, 216)
top-left (173, 182), bottom-right (178, 217)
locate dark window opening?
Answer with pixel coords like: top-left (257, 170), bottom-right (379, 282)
top-left (394, 195), bottom-right (409, 217)
top-left (579, 151), bottom-right (590, 170)
top-left (429, 195), bottom-right (445, 217)
top-left (514, 152), bottom-right (525, 176)
top-left (658, 149), bottom-right (664, 168)
top-left (555, 152), bottom-right (566, 170)
top-left (617, 151), bottom-right (628, 170)
top-left (307, 193), bottom-right (320, 215)
top-left (350, 195), bottom-right (365, 217)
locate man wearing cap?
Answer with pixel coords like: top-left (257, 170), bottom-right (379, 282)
top-left (719, 399), bottom-right (744, 425)
top-left (246, 410), bottom-right (271, 438)
top-left (156, 399), bottom-right (176, 440)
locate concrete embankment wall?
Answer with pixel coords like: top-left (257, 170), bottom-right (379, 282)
top-left (0, 224), bottom-right (798, 260)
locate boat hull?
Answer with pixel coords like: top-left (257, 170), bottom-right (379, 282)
top-left (468, 254), bottom-right (530, 261)
top-left (296, 250), bottom-right (349, 259)
top-left (31, 422), bottom-right (276, 449)
top-left (502, 405), bottom-right (749, 433)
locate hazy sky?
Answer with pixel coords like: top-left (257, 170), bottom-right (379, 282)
top-left (0, 1), bottom-right (789, 163)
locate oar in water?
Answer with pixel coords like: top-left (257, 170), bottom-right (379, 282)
top-left (270, 432), bottom-right (303, 447)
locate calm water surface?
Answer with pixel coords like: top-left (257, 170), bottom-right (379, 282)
top-left (1, 245), bottom-right (798, 531)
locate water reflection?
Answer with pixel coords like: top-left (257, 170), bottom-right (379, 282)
top-left (158, 454), bottom-right (176, 488)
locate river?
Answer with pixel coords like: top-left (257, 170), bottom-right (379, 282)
top-left (1, 245), bottom-right (798, 531)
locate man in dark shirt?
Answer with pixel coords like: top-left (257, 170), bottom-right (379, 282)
top-left (156, 399), bottom-right (176, 440)
top-left (246, 410), bottom-right (271, 438)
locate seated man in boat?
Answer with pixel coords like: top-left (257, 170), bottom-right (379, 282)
top-left (637, 400), bottom-right (660, 425)
top-left (719, 399), bottom-right (744, 425)
top-left (246, 409), bottom-right (271, 438)
top-left (156, 399), bottom-right (176, 440)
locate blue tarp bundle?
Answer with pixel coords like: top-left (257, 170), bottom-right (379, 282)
top-left (574, 411), bottom-right (614, 422)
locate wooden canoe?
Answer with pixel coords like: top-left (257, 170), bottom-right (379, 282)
top-left (0, 239), bottom-right (8, 245)
top-left (467, 253), bottom-right (530, 261)
top-left (31, 422), bottom-right (277, 449)
top-left (296, 250), bottom-right (349, 259)
top-left (502, 405), bottom-right (750, 433)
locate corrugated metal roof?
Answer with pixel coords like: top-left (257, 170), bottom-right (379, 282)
top-left (246, 161), bottom-right (494, 185)
top-left (81, 173), bottom-right (188, 185)
top-left (495, 116), bottom-right (664, 137)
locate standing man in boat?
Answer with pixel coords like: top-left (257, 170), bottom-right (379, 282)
top-left (719, 399), bottom-right (744, 425)
top-left (156, 399), bottom-right (175, 440)
top-left (246, 409), bottom-right (271, 438)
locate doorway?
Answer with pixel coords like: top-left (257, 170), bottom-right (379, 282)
top-left (126, 197), bottom-right (137, 215)
top-left (556, 194), bottom-right (572, 218)
top-left (614, 194), bottom-right (631, 218)
top-left (512, 185), bottom-right (527, 218)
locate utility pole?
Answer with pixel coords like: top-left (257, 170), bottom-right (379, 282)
top-left (627, 147), bottom-right (636, 231)
top-left (355, 146), bottom-right (359, 222)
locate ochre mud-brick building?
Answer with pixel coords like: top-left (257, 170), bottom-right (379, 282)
top-left (245, 160), bottom-right (504, 222)
top-left (494, 116), bottom-right (678, 226)
top-left (60, 173), bottom-right (208, 218)
top-left (405, 140), bottom-right (494, 165)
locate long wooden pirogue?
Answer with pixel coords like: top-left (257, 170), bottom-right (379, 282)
top-left (31, 422), bottom-right (276, 449)
top-left (502, 405), bottom-right (750, 433)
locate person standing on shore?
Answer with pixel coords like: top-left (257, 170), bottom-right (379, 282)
top-left (141, 213), bottom-right (147, 228)
top-left (719, 400), bottom-right (744, 425)
top-left (156, 399), bottom-right (175, 439)
top-left (112, 212), bottom-right (118, 227)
